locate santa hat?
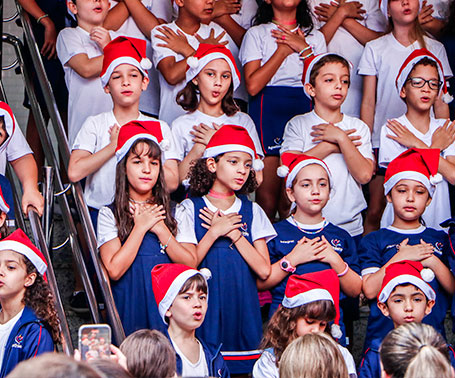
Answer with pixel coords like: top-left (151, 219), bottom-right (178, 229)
top-left (302, 53), bottom-right (351, 99)
top-left (396, 48), bottom-right (452, 103)
top-left (0, 229), bottom-right (47, 276)
top-left (186, 44), bottom-right (241, 90)
top-left (0, 186), bottom-right (9, 214)
top-left (151, 263), bottom-right (211, 324)
top-left (378, 260), bottom-right (435, 303)
top-left (379, 0), bottom-right (422, 20)
top-left (115, 120), bottom-right (170, 163)
top-left (383, 148), bottom-right (441, 197)
top-left (203, 124), bottom-right (264, 171)
top-left (282, 270), bottom-right (342, 339)
top-left (0, 102), bottom-right (16, 153)
top-left (100, 36), bottom-right (151, 87)
top-left (277, 152), bottom-right (333, 189)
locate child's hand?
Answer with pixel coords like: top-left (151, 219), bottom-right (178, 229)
top-left (203, 210), bottom-right (243, 238)
top-left (396, 238), bottom-right (435, 262)
top-left (418, 0), bottom-right (434, 25)
top-left (90, 26), bottom-right (111, 50)
top-left (271, 27), bottom-right (309, 54)
top-left (110, 345), bottom-right (128, 371)
top-left (289, 236), bottom-right (327, 265)
top-left (344, 128), bottom-right (362, 147)
top-left (190, 123), bottom-right (221, 146)
top-left (431, 119), bottom-right (455, 151)
top-left (40, 17), bottom-right (57, 59)
top-left (133, 204), bottom-right (166, 233)
top-left (109, 124), bottom-right (120, 147)
top-left (195, 29), bottom-right (228, 46)
top-left (155, 26), bottom-right (195, 57)
top-left (310, 123), bottom-right (346, 144)
top-left (313, 1), bottom-right (339, 22)
top-left (22, 188), bottom-right (44, 216)
top-left (199, 206), bottom-right (216, 225)
top-left (386, 119), bottom-right (427, 149)
top-left (315, 235), bottom-right (344, 266)
top-left (339, 0), bottom-right (365, 20)
top-left (212, 0), bottom-right (241, 18)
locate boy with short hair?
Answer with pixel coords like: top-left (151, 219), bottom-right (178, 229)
top-left (56, 0), bottom-right (115, 145)
top-left (280, 53), bottom-right (374, 240)
top-left (151, 263), bottom-right (229, 378)
top-left (358, 260), bottom-right (437, 378)
top-left (68, 36), bottom-right (180, 229)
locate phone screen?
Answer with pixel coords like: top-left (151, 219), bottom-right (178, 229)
top-left (78, 324), bottom-right (111, 361)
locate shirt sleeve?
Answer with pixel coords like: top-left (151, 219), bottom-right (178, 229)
top-left (171, 121), bottom-right (187, 161)
top-left (175, 200), bottom-right (198, 244)
top-left (364, 0), bottom-right (387, 32)
top-left (6, 122), bottom-right (33, 162)
top-left (251, 202), bottom-right (277, 243)
top-left (340, 233), bottom-right (361, 275)
top-left (239, 27), bottom-right (263, 66)
top-left (357, 41), bottom-right (378, 76)
top-left (358, 349), bottom-right (380, 378)
top-left (160, 120), bottom-right (180, 161)
top-left (151, 24), bottom-right (180, 67)
top-left (267, 226), bottom-right (284, 264)
top-left (358, 233), bottom-right (382, 277)
top-left (434, 42), bottom-right (453, 78)
top-left (280, 116), bottom-right (306, 153)
top-left (252, 350), bottom-right (278, 378)
top-left (378, 122), bottom-right (403, 167)
top-left (97, 206), bottom-right (119, 248)
top-left (354, 119), bottom-right (374, 161)
top-left (56, 28), bottom-right (86, 66)
top-left (71, 116), bottom-right (99, 152)
top-left (23, 323), bottom-right (55, 359)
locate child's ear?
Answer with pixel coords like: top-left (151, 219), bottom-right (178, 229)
top-left (377, 301), bottom-right (390, 318)
top-left (386, 193), bottom-right (393, 204)
top-left (103, 84), bottom-right (111, 95)
top-left (174, 0), bottom-right (184, 8)
top-left (425, 299), bottom-right (435, 315)
top-left (285, 187), bottom-right (295, 203)
top-left (24, 272), bottom-right (37, 288)
top-left (165, 309), bottom-right (172, 319)
top-left (206, 157), bottom-right (217, 173)
top-left (192, 78), bottom-right (198, 87)
top-left (67, 0), bottom-right (77, 15)
top-left (425, 196), bottom-right (432, 208)
top-left (399, 86), bottom-right (407, 100)
top-left (304, 83), bottom-right (315, 98)
top-left (141, 76), bottom-right (150, 91)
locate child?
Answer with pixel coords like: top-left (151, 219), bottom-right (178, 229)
top-left (151, 0), bottom-right (239, 125)
top-left (0, 229), bottom-right (60, 377)
top-left (97, 120), bottom-right (196, 336)
top-left (262, 152), bottom-right (361, 341)
top-left (358, 260), bottom-right (437, 378)
top-left (172, 43), bottom-right (263, 183)
top-left (0, 103), bottom-right (43, 217)
top-left (240, 0), bottom-right (327, 219)
top-left (281, 53), bottom-right (374, 240)
top-left (253, 270), bottom-right (357, 377)
top-left (379, 49), bottom-right (455, 230)
top-left (359, 148), bottom-right (455, 350)
top-left (151, 263), bottom-right (229, 378)
top-left (68, 36), bottom-right (179, 228)
top-left (56, 0), bottom-right (115, 145)
top-left (358, 0), bottom-right (452, 234)
top-left (176, 124), bottom-right (276, 374)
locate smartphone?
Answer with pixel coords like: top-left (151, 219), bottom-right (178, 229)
top-left (78, 324), bottom-right (111, 361)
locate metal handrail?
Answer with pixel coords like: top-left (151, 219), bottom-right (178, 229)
top-left (28, 206), bottom-right (73, 355)
top-left (16, 5), bottom-right (125, 342)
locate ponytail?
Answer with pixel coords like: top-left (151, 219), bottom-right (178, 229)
top-left (404, 344), bottom-right (453, 378)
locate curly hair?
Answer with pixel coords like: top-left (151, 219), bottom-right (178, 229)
top-left (23, 257), bottom-right (61, 343)
top-left (261, 300), bottom-right (336, 364)
top-left (188, 155), bottom-right (258, 197)
top-left (113, 139), bottom-right (177, 243)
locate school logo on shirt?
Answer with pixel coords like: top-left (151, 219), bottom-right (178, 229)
top-left (268, 137), bottom-right (282, 151)
top-left (240, 223), bottom-right (249, 238)
top-left (280, 240), bottom-right (295, 244)
top-left (433, 242), bottom-right (444, 255)
top-left (386, 244), bottom-right (400, 251)
top-left (330, 239), bottom-right (343, 252)
top-left (12, 335), bottom-right (23, 349)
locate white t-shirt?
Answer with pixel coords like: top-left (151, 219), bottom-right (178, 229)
top-left (175, 196), bottom-right (277, 244)
top-left (252, 344), bottom-right (357, 378)
top-left (72, 110), bottom-right (178, 210)
top-left (239, 23), bottom-right (327, 88)
top-left (97, 206), bottom-right (119, 247)
top-left (151, 21), bottom-right (240, 125)
top-left (230, 0), bottom-right (258, 29)
top-left (0, 309), bottom-right (24, 371)
top-left (56, 27), bottom-right (118, 146)
top-left (308, 0), bottom-right (386, 117)
top-left (358, 34), bottom-right (453, 148)
top-left (280, 111), bottom-right (374, 236)
top-left (171, 110), bottom-right (264, 161)
top-left (0, 120), bottom-right (33, 175)
top-left (379, 114), bottom-right (455, 230)
top-left (171, 338), bottom-right (209, 378)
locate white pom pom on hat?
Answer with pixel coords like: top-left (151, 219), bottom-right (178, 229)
top-left (140, 57), bottom-right (152, 70)
top-left (277, 165), bottom-right (289, 178)
top-left (160, 138), bottom-right (171, 151)
top-left (331, 324), bottom-right (343, 339)
top-left (420, 268), bottom-right (435, 283)
top-left (187, 56), bottom-right (199, 69)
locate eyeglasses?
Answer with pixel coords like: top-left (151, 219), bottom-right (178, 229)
top-left (406, 77), bottom-right (442, 91)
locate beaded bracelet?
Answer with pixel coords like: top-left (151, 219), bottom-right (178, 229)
top-left (160, 234), bottom-right (172, 253)
top-left (337, 262), bottom-right (349, 277)
top-left (37, 14), bottom-right (49, 24)
top-left (298, 46), bottom-right (312, 56)
top-left (299, 52), bottom-right (314, 61)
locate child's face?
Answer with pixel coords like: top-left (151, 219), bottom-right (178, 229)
top-left (386, 179), bottom-right (431, 223)
top-left (0, 120), bottom-right (8, 147)
top-left (175, 0), bottom-right (214, 24)
top-left (192, 59), bottom-right (232, 109)
top-left (104, 64), bottom-right (149, 108)
top-left (0, 250), bottom-right (36, 300)
top-left (295, 317), bottom-right (328, 336)
top-left (207, 152), bottom-right (252, 192)
top-left (378, 284), bottom-right (434, 327)
top-left (68, 0), bottom-right (109, 26)
top-left (387, 0), bottom-right (419, 25)
top-left (126, 143), bottom-right (160, 199)
top-left (305, 62), bottom-right (349, 111)
top-left (166, 285), bottom-right (208, 332)
top-left (286, 164), bottom-right (330, 215)
top-left (400, 64), bottom-right (440, 112)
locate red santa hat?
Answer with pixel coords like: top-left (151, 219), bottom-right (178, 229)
top-left (378, 260), bottom-right (435, 303)
top-left (115, 120), bottom-right (170, 163)
top-left (282, 270), bottom-right (342, 339)
top-left (396, 48), bottom-right (452, 103)
top-left (186, 44), bottom-right (241, 90)
top-left (379, 0), bottom-right (422, 20)
top-left (0, 186), bottom-right (9, 214)
top-left (151, 263), bottom-right (211, 324)
top-left (100, 36), bottom-right (151, 87)
top-left (383, 148), bottom-right (441, 197)
top-left (0, 102), bottom-right (16, 153)
top-left (203, 124), bottom-right (264, 171)
top-left (0, 229), bottom-right (47, 276)
top-left (302, 53), bottom-right (351, 99)
top-left (277, 152), bottom-right (333, 189)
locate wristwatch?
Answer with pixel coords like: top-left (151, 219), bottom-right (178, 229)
top-left (280, 258), bottom-right (296, 273)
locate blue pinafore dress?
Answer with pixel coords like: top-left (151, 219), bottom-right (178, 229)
top-left (109, 205), bottom-right (170, 336)
top-left (192, 196), bottom-right (263, 374)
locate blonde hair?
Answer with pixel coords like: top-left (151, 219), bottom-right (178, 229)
top-left (279, 333), bottom-right (348, 378)
top-left (380, 323), bottom-right (452, 378)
